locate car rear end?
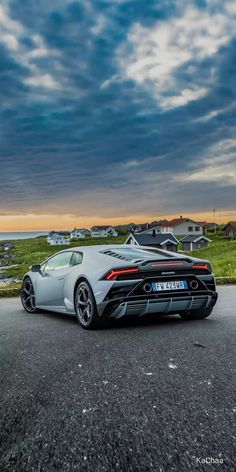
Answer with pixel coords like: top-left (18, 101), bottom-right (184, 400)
top-left (96, 249), bottom-right (218, 319)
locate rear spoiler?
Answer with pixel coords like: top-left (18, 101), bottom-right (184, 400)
top-left (139, 258), bottom-right (193, 267)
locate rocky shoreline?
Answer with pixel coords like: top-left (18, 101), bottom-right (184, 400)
top-left (0, 278), bottom-right (21, 287)
top-left (0, 265), bottom-right (20, 287)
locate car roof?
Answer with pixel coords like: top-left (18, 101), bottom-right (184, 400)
top-left (55, 244), bottom-right (178, 254)
top-left (74, 244), bottom-right (128, 251)
top-left (63, 244), bottom-right (183, 258)
top-left (51, 244), bottom-right (164, 256)
top-left (71, 244), bottom-right (159, 252)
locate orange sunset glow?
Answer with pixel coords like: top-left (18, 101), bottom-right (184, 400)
top-left (0, 210), bottom-right (235, 232)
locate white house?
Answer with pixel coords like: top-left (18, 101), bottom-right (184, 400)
top-left (71, 228), bottom-right (91, 238)
top-left (167, 217), bottom-right (205, 236)
top-left (90, 226), bottom-right (118, 238)
top-left (71, 228), bottom-right (85, 239)
top-left (137, 225), bottom-right (173, 235)
top-left (47, 231), bottom-right (71, 245)
top-left (133, 220), bottom-right (172, 234)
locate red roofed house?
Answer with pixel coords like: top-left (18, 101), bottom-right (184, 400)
top-left (137, 217), bottom-right (206, 238)
top-left (166, 217), bottom-right (206, 236)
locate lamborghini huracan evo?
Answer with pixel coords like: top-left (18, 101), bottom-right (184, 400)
top-left (21, 244), bottom-right (218, 329)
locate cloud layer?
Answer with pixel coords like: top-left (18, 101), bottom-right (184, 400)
top-left (0, 0), bottom-right (235, 223)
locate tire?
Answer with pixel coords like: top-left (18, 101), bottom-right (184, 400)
top-left (21, 277), bottom-right (40, 313)
top-left (74, 281), bottom-right (101, 329)
top-left (179, 306), bottom-right (213, 320)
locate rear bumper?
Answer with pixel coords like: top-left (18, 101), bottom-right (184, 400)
top-left (98, 291), bottom-right (218, 319)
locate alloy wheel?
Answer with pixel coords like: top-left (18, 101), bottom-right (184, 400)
top-left (76, 284), bottom-right (93, 325)
top-left (21, 278), bottom-right (36, 312)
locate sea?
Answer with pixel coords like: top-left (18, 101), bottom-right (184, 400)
top-left (0, 231), bottom-right (48, 241)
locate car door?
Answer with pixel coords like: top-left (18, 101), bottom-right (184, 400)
top-left (35, 251), bottom-right (73, 309)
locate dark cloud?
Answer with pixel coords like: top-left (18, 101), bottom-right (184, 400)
top-left (0, 0), bottom-right (235, 218)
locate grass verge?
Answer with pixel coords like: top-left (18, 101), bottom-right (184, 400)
top-left (0, 235), bottom-right (235, 297)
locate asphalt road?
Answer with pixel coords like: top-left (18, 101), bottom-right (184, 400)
top-left (0, 287), bottom-right (235, 472)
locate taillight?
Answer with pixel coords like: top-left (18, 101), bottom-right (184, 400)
top-left (104, 267), bottom-right (140, 281)
top-left (192, 263), bottom-right (211, 272)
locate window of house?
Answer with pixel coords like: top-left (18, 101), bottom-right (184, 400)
top-left (195, 226), bottom-right (200, 231)
top-left (188, 226), bottom-right (193, 231)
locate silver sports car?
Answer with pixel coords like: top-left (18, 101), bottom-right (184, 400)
top-left (21, 244), bottom-right (218, 329)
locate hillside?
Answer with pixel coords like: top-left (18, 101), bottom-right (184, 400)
top-left (187, 238), bottom-right (236, 279)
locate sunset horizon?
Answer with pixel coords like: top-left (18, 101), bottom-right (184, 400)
top-left (0, 209), bottom-right (236, 232)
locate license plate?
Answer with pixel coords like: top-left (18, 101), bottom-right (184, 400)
top-left (152, 280), bottom-right (188, 292)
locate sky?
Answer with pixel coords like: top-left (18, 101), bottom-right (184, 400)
top-left (0, 0), bottom-right (236, 231)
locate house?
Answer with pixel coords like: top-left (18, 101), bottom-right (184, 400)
top-left (198, 221), bottom-right (207, 234)
top-left (149, 220), bottom-right (169, 228)
top-left (125, 232), bottom-right (179, 252)
top-left (182, 235), bottom-right (211, 252)
top-left (71, 228), bottom-right (86, 239)
top-left (133, 217), bottom-right (205, 237)
top-left (132, 220), bottom-right (170, 233)
top-left (133, 223), bottom-right (150, 233)
top-left (1, 242), bottom-right (15, 251)
top-left (223, 222), bottom-right (236, 238)
top-left (90, 226), bottom-right (118, 238)
top-left (71, 228), bottom-right (91, 238)
top-left (162, 216), bottom-right (205, 237)
top-left (47, 231), bottom-right (71, 245)
top-left (147, 223), bottom-right (173, 234)
top-left (133, 223), bottom-right (172, 235)
top-left (81, 228), bottom-right (91, 236)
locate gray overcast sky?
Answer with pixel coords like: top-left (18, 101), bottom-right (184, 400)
top-left (0, 0), bottom-right (236, 228)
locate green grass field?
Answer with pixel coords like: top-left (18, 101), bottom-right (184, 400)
top-left (1, 235), bottom-right (236, 290)
top-left (187, 238), bottom-right (236, 279)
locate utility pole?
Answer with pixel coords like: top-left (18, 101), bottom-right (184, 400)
top-left (213, 208), bottom-right (216, 234)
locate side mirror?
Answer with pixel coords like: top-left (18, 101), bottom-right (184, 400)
top-left (30, 264), bottom-right (41, 272)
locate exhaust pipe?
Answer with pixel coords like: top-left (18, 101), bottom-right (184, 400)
top-left (190, 279), bottom-right (199, 290)
top-left (143, 283), bottom-right (152, 294)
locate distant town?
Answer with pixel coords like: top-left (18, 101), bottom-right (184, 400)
top-left (46, 216), bottom-right (236, 253)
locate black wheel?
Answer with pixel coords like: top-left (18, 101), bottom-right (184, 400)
top-left (179, 306), bottom-right (213, 320)
top-left (75, 281), bottom-right (101, 329)
top-left (21, 277), bottom-right (39, 313)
